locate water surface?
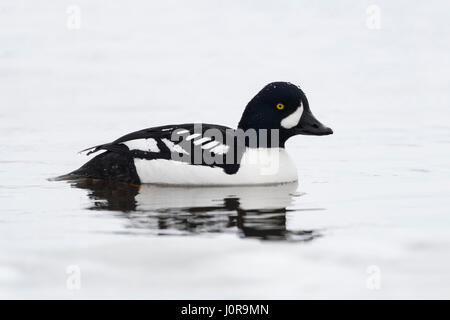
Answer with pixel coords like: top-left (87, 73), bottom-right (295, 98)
top-left (1, 1), bottom-right (450, 299)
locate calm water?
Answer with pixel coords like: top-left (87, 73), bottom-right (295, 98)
top-left (67, 180), bottom-right (321, 242)
top-left (1, 1), bottom-right (450, 299)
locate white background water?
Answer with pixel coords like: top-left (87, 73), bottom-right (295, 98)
top-left (1, 1), bottom-right (449, 299)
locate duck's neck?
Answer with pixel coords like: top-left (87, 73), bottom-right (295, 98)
top-left (235, 126), bottom-right (289, 148)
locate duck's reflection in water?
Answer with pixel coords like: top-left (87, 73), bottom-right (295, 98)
top-left (70, 179), bottom-right (322, 242)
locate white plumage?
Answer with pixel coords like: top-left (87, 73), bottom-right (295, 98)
top-left (123, 138), bottom-right (160, 152)
top-left (134, 148), bottom-right (298, 186)
top-left (281, 103), bottom-right (303, 129)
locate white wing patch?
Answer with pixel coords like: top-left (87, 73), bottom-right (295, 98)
top-left (210, 144), bottom-right (229, 155)
top-left (186, 133), bottom-right (201, 141)
top-left (193, 137), bottom-right (212, 145)
top-left (122, 129), bottom-right (231, 160)
top-left (162, 138), bottom-right (188, 154)
top-left (123, 138), bottom-right (160, 152)
top-left (281, 103), bottom-right (303, 129)
top-left (202, 141), bottom-right (220, 149)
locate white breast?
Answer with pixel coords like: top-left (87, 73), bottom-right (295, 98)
top-left (133, 148), bottom-right (298, 186)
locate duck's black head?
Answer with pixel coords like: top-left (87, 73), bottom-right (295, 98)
top-left (238, 82), bottom-right (332, 147)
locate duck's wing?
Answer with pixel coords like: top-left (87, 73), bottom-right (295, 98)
top-left (81, 123), bottom-right (242, 174)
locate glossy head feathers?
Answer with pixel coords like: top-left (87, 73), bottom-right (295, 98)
top-left (238, 82), bottom-right (333, 139)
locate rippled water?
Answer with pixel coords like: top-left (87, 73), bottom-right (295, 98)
top-left (1, 1), bottom-right (450, 299)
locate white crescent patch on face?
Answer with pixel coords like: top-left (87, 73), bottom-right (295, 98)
top-left (280, 102), bottom-right (303, 129)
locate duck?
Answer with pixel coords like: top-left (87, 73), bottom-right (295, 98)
top-left (60, 82), bottom-right (332, 185)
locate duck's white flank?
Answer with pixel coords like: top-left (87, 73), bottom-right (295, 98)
top-left (133, 148), bottom-right (298, 185)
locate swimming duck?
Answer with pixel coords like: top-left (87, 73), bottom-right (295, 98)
top-left (62, 82), bottom-right (332, 185)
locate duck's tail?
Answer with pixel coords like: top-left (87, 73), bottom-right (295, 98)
top-left (51, 151), bottom-right (141, 184)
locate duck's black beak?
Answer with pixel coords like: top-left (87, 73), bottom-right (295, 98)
top-left (294, 110), bottom-right (333, 136)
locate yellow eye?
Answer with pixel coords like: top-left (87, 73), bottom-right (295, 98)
top-left (276, 103), bottom-right (285, 110)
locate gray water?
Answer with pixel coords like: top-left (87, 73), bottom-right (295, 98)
top-left (1, 1), bottom-right (450, 299)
